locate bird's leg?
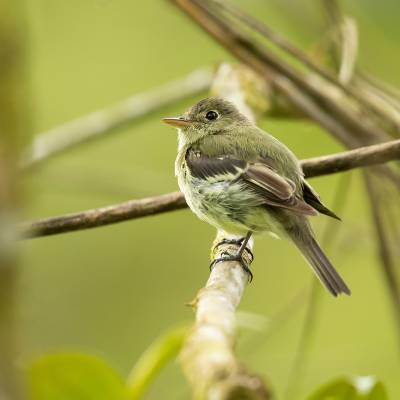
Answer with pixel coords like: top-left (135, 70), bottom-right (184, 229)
top-left (213, 233), bottom-right (254, 259)
top-left (210, 231), bottom-right (254, 282)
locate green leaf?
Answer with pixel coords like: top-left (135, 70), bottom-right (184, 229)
top-left (28, 352), bottom-right (128, 400)
top-left (353, 378), bottom-right (388, 400)
top-left (365, 382), bottom-right (388, 400)
top-left (126, 323), bottom-right (188, 400)
top-left (306, 378), bottom-right (357, 400)
top-left (306, 377), bottom-right (390, 400)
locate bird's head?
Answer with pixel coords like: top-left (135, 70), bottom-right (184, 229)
top-left (162, 98), bottom-right (249, 143)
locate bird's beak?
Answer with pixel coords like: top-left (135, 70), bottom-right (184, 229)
top-left (162, 117), bottom-right (193, 128)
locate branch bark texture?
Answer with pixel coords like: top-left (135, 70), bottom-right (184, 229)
top-left (21, 139), bottom-right (400, 239)
top-left (180, 239), bottom-right (269, 399)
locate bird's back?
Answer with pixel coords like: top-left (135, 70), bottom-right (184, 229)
top-left (193, 125), bottom-right (304, 190)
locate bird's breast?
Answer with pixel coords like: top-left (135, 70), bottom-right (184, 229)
top-left (175, 154), bottom-right (267, 233)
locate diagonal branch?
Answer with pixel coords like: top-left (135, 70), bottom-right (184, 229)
top-left (211, 0), bottom-right (377, 120)
top-left (300, 139), bottom-right (400, 176)
top-left (364, 172), bottom-right (400, 342)
top-left (21, 68), bottom-right (213, 168)
top-left (172, 0), bottom-right (391, 146)
top-left (172, 0), bottom-right (400, 191)
top-left (320, 0), bottom-right (400, 134)
top-left (22, 191), bottom-right (186, 239)
top-left (21, 139), bottom-right (400, 239)
top-left (180, 242), bottom-right (270, 399)
top-left (322, 0), bottom-right (400, 349)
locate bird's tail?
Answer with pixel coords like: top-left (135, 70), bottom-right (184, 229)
top-left (289, 227), bottom-right (351, 297)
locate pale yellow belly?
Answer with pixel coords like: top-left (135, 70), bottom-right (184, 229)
top-left (177, 172), bottom-right (281, 236)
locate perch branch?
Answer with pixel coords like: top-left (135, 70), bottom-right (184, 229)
top-left (21, 68), bottom-right (213, 168)
top-left (180, 238), bottom-right (269, 399)
top-left (21, 139), bottom-right (400, 239)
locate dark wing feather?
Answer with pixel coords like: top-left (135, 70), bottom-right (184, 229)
top-left (244, 163), bottom-right (295, 199)
top-left (302, 180), bottom-right (341, 220)
top-left (186, 149), bottom-right (246, 180)
top-left (244, 161), bottom-right (317, 216)
top-left (186, 149), bottom-right (317, 216)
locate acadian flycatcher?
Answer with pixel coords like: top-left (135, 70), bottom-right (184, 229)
top-left (162, 98), bottom-right (350, 297)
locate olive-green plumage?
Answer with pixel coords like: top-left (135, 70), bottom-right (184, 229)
top-left (163, 98), bottom-right (350, 297)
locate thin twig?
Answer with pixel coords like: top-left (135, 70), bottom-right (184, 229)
top-left (364, 172), bottom-right (400, 340)
top-left (172, 0), bottom-right (400, 191)
top-left (353, 74), bottom-right (400, 134)
top-left (21, 68), bottom-right (213, 168)
top-left (337, 17), bottom-right (358, 85)
top-left (300, 139), bottom-right (400, 177)
top-left (357, 70), bottom-right (400, 109)
top-left (323, 0), bottom-right (400, 347)
top-left (21, 191), bottom-right (186, 238)
top-left (321, 0), bottom-right (400, 134)
top-left (213, 0), bottom-right (336, 80)
top-left (320, 0), bottom-right (358, 84)
top-left (175, 0), bottom-right (391, 145)
top-left (211, 0), bottom-right (372, 115)
top-left (21, 139), bottom-right (400, 239)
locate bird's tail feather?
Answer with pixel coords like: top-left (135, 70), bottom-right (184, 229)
top-left (290, 231), bottom-right (351, 297)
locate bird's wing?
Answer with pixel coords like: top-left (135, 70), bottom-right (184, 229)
top-left (302, 180), bottom-right (341, 220)
top-left (185, 150), bottom-right (246, 181)
top-left (186, 150), bottom-right (317, 216)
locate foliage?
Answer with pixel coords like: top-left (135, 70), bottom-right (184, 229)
top-left (28, 350), bottom-right (389, 400)
top-left (28, 324), bottom-right (188, 400)
top-left (306, 377), bottom-right (388, 400)
top-left (28, 353), bottom-right (128, 400)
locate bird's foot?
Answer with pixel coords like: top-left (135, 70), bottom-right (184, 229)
top-left (213, 237), bottom-right (254, 265)
top-left (210, 250), bottom-right (254, 283)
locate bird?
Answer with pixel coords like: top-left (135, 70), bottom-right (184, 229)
top-left (162, 97), bottom-right (350, 297)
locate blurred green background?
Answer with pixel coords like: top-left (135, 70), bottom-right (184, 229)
top-left (20, 0), bottom-right (400, 398)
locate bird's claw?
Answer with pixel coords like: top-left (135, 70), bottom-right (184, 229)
top-left (213, 237), bottom-right (254, 262)
top-left (209, 250), bottom-right (254, 283)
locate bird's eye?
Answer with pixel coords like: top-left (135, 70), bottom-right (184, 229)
top-left (206, 110), bottom-right (219, 121)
